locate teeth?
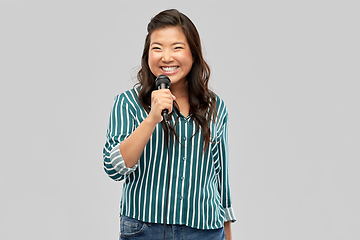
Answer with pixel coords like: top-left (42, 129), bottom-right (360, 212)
top-left (161, 66), bottom-right (178, 72)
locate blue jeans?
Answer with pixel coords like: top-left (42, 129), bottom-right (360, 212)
top-left (120, 215), bottom-right (225, 240)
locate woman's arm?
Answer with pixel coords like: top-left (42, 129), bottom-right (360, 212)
top-left (119, 116), bottom-right (157, 167)
top-left (120, 89), bottom-right (175, 168)
top-left (224, 221), bottom-right (232, 240)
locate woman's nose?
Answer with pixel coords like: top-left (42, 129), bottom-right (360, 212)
top-left (161, 50), bottom-right (173, 62)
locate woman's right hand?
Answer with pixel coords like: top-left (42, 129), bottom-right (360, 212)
top-left (119, 89), bottom-right (175, 168)
top-left (147, 89), bottom-right (176, 124)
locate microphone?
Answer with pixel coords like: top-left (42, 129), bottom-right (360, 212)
top-left (155, 74), bottom-right (171, 122)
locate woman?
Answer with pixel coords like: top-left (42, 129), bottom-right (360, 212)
top-left (103, 9), bottom-right (236, 240)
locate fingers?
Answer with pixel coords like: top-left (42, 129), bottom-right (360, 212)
top-left (149, 89), bottom-right (175, 124)
top-left (155, 89), bottom-right (176, 101)
top-left (151, 89), bottom-right (175, 114)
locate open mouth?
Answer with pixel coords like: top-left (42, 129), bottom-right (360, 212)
top-left (161, 66), bottom-right (179, 73)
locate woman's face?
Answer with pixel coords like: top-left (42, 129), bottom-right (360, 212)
top-left (148, 26), bottom-right (194, 87)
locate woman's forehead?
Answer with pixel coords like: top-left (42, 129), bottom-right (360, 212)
top-left (150, 26), bottom-right (187, 44)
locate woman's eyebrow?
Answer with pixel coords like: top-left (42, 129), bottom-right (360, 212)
top-left (150, 42), bottom-right (185, 46)
top-left (172, 42), bottom-right (185, 46)
top-left (150, 42), bottom-right (162, 46)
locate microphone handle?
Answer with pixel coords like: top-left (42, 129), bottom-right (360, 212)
top-left (162, 109), bottom-right (168, 121)
top-left (158, 82), bottom-right (170, 121)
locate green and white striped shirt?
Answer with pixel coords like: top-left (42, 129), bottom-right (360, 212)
top-left (103, 87), bottom-right (236, 230)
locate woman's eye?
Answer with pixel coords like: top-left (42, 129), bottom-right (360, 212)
top-left (151, 47), bottom-right (161, 50)
top-left (174, 46), bottom-right (183, 50)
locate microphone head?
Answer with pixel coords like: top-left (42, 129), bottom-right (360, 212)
top-left (155, 74), bottom-right (171, 90)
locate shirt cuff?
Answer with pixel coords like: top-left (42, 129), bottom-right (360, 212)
top-left (224, 207), bottom-right (236, 222)
top-left (109, 143), bottom-right (138, 176)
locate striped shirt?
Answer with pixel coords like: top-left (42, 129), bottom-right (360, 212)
top-left (103, 87), bottom-right (236, 230)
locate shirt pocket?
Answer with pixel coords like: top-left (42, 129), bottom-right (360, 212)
top-left (210, 122), bottom-right (221, 176)
top-left (211, 144), bottom-right (221, 176)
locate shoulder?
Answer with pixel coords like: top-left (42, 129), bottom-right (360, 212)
top-left (112, 87), bottom-right (141, 113)
top-left (114, 88), bottom-right (140, 105)
top-left (211, 92), bottom-right (228, 118)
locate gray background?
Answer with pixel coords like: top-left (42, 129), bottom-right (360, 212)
top-left (1, 0), bottom-right (359, 239)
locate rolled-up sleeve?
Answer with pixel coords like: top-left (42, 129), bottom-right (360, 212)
top-left (103, 93), bottom-right (138, 181)
top-left (217, 103), bottom-right (236, 223)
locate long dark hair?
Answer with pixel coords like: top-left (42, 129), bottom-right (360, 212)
top-left (135, 9), bottom-right (216, 151)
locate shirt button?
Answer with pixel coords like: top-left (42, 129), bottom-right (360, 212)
top-left (182, 157), bottom-right (186, 161)
top-left (179, 196), bottom-right (183, 200)
top-left (183, 137), bottom-right (187, 141)
top-left (180, 176), bottom-right (185, 180)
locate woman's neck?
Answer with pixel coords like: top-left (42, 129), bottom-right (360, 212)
top-left (170, 79), bottom-right (190, 117)
top-left (170, 79), bottom-right (189, 99)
